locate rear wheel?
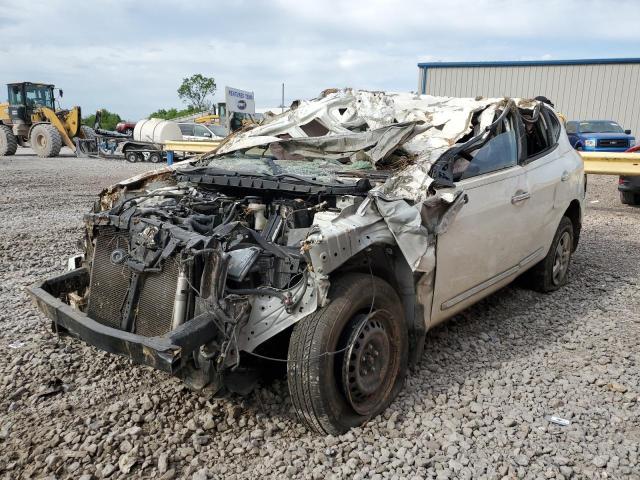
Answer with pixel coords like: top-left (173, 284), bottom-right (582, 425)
top-left (30, 124), bottom-right (62, 158)
top-left (620, 191), bottom-right (640, 206)
top-left (149, 152), bottom-right (162, 163)
top-left (525, 216), bottom-right (574, 292)
top-left (125, 150), bottom-right (140, 163)
top-left (0, 125), bottom-right (18, 156)
top-left (287, 273), bottom-right (408, 435)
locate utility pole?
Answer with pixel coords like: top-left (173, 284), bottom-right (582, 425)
top-left (281, 83), bottom-right (285, 113)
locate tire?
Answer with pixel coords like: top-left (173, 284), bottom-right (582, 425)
top-left (0, 125), bottom-right (18, 156)
top-left (30, 124), bottom-right (62, 158)
top-left (525, 216), bottom-right (574, 292)
top-left (125, 151), bottom-right (140, 163)
top-left (620, 191), bottom-right (640, 206)
top-left (80, 125), bottom-right (97, 139)
top-left (287, 273), bottom-right (408, 435)
top-left (149, 152), bottom-right (162, 163)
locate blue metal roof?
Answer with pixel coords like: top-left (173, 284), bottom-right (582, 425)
top-left (418, 58), bottom-right (640, 69)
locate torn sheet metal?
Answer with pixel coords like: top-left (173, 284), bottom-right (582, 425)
top-left (198, 89), bottom-right (539, 275)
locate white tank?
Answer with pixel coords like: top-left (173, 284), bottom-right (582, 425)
top-left (133, 118), bottom-right (182, 143)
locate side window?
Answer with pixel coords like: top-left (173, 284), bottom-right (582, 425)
top-left (458, 127), bottom-right (518, 180)
top-left (545, 110), bottom-right (561, 143)
top-left (566, 122), bottom-right (577, 134)
top-left (521, 108), bottom-right (551, 159)
top-left (193, 125), bottom-right (212, 137)
top-left (179, 124), bottom-right (194, 136)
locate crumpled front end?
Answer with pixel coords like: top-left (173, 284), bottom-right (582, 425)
top-left (28, 167), bottom-right (377, 392)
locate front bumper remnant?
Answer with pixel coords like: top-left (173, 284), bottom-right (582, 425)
top-left (26, 268), bottom-right (218, 374)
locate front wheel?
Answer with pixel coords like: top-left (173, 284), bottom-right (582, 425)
top-left (620, 191), bottom-right (640, 206)
top-left (30, 124), bottom-right (62, 158)
top-left (525, 216), bottom-right (574, 292)
top-left (287, 273), bottom-right (408, 435)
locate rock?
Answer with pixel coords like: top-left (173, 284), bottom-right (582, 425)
top-left (125, 426), bottom-right (142, 437)
top-left (118, 445), bottom-right (138, 474)
top-left (192, 468), bottom-right (208, 480)
top-left (158, 453), bottom-right (169, 474)
top-left (503, 417), bottom-right (517, 427)
top-left (592, 455), bottom-right (608, 468)
top-left (607, 383), bottom-right (627, 393)
top-left (515, 454), bottom-right (529, 467)
top-left (160, 469), bottom-right (176, 480)
top-left (119, 439), bottom-right (133, 453)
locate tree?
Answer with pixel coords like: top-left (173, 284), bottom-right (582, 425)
top-left (177, 74), bottom-right (217, 111)
top-left (147, 106), bottom-right (199, 120)
top-left (82, 109), bottom-right (122, 131)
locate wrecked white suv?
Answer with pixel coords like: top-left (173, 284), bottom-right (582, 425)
top-left (28, 90), bottom-right (585, 434)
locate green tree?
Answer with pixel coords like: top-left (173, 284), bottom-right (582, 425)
top-left (177, 74), bottom-right (217, 111)
top-left (82, 109), bottom-right (122, 131)
top-left (147, 106), bottom-right (200, 120)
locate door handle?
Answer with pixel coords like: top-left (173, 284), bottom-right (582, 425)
top-left (511, 191), bottom-right (530, 204)
top-left (561, 171), bottom-right (570, 182)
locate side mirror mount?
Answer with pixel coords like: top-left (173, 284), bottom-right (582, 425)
top-left (625, 129), bottom-right (632, 135)
top-left (58, 89), bottom-right (64, 98)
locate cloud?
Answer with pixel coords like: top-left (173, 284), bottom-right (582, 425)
top-left (1, 0), bottom-right (639, 118)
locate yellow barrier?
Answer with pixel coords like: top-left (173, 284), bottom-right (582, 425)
top-left (580, 152), bottom-right (640, 176)
top-left (163, 140), bottom-right (221, 154)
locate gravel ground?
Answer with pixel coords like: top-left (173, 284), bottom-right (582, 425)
top-left (0, 151), bottom-right (639, 480)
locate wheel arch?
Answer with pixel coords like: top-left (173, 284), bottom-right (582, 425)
top-left (563, 199), bottom-right (582, 251)
top-left (330, 244), bottom-right (425, 366)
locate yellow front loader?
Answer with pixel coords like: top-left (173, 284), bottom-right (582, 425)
top-left (0, 82), bottom-right (95, 157)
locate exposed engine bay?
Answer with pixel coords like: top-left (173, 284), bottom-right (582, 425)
top-left (75, 166), bottom-right (383, 392)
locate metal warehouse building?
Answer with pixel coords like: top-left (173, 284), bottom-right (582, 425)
top-left (417, 58), bottom-right (640, 136)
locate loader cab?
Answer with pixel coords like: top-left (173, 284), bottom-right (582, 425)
top-left (7, 82), bottom-right (56, 121)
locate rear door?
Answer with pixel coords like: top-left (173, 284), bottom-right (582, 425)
top-left (431, 114), bottom-right (532, 326)
top-left (518, 107), bottom-right (573, 263)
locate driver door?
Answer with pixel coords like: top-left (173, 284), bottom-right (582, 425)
top-left (430, 116), bottom-right (532, 327)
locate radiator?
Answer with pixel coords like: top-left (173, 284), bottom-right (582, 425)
top-left (135, 259), bottom-right (179, 337)
top-left (87, 230), bottom-right (180, 337)
top-left (87, 231), bottom-right (131, 329)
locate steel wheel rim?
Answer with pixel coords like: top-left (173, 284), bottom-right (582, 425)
top-left (36, 133), bottom-right (46, 148)
top-left (552, 231), bottom-right (571, 285)
top-left (342, 312), bottom-right (392, 415)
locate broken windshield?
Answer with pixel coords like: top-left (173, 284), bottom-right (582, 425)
top-left (195, 147), bottom-right (377, 183)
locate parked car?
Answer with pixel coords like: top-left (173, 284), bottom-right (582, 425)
top-left (566, 120), bottom-right (635, 152)
top-left (115, 121), bottom-right (136, 136)
top-left (28, 90), bottom-right (585, 434)
top-left (178, 122), bottom-right (226, 141)
top-left (619, 144), bottom-right (640, 205)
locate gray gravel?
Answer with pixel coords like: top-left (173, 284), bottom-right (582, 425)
top-left (1, 152), bottom-right (639, 479)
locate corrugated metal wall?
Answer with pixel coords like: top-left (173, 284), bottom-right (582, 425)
top-left (420, 63), bottom-right (640, 136)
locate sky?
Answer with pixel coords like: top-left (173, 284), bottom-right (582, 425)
top-left (1, 0), bottom-right (639, 120)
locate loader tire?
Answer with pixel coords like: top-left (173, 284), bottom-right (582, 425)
top-left (0, 125), bottom-right (18, 156)
top-left (31, 124), bottom-right (62, 158)
top-left (80, 125), bottom-right (97, 139)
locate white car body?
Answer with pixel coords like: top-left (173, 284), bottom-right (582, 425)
top-left (431, 119), bottom-right (584, 326)
top-left (178, 123), bottom-right (225, 141)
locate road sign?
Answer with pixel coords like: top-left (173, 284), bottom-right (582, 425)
top-left (225, 86), bottom-right (255, 114)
